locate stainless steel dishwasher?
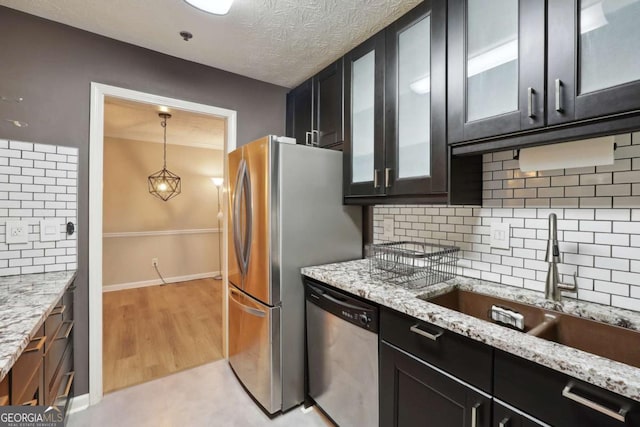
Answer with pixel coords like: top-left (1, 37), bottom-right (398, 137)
top-left (305, 279), bottom-right (379, 427)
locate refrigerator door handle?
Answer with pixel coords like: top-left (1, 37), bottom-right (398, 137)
top-left (233, 159), bottom-right (246, 277)
top-left (242, 162), bottom-right (253, 276)
top-left (229, 287), bottom-right (266, 318)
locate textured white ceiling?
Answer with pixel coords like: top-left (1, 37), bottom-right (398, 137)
top-left (0, 0), bottom-right (421, 87)
top-left (104, 97), bottom-right (225, 149)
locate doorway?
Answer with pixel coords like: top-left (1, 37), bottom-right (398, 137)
top-left (88, 83), bottom-right (237, 405)
top-left (100, 97), bottom-right (225, 393)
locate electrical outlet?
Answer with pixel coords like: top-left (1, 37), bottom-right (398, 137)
top-left (490, 222), bottom-right (511, 249)
top-left (152, 258), bottom-right (158, 267)
top-left (6, 221), bottom-right (28, 244)
top-left (383, 218), bottom-right (394, 241)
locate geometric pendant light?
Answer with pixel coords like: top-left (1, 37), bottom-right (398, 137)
top-left (148, 112), bottom-right (181, 201)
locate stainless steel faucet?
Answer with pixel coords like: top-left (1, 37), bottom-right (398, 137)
top-left (545, 213), bottom-right (577, 302)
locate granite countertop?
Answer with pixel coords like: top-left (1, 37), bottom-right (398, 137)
top-left (0, 271), bottom-right (76, 382)
top-left (302, 259), bottom-right (640, 403)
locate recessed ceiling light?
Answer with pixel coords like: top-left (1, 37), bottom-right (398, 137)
top-left (184, 0), bottom-right (234, 15)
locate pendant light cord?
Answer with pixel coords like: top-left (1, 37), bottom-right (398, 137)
top-left (161, 115), bottom-right (168, 169)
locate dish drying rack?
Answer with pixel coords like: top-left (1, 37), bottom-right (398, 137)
top-left (367, 241), bottom-right (460, 288)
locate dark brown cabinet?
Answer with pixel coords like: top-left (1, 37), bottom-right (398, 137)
top-left (494, 350), bottom-right (640, 427)
top-left (380, 341), bottom-right (492, 427)
top-left (285, 60), bottom-right (344, 149)
top-left (548, 0), bottom-right (640, 125)
top-left (447, 0), bottom-right (546, 143)
top-left (343, 1), bottom-right (481, 204)
top-left (449, 0), bottom-right (640, 152)
top-left (343, 31), bottom-right (386, 198)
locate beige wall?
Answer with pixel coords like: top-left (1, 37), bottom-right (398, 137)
top-left (103, 137), bottom-right (224, 287)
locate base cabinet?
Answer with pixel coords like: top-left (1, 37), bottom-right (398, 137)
top-left (380, 341), bottom-right (491, 427)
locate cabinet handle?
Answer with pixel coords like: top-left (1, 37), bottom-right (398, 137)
top-left (471, 403), bottom-right (481, 427)
top-left (56, 321), bottom-right (74, 340)
top-left (21, 399), bottom-right (38, 406)
top-left (311, 130), bottom-right (320, 147)
top-left (410, 324), bottom-right (443, 341)
top-left (527, 87), bottom-right (535, 118)
top-left (24, 335), bottom-right (46, 353)
top-left (555, 79), bottom-right (564, 113)
top-left (562, 383), bottom-right (628, 422)
top-left (499, 417), bottom-right (510, 427)
top-left (384, 168), bottom-right (392, 188)
top-left (57, 371), bottom-right (75, 400)
top-left (305, 131), bottom-right (312, 146)
top-left (374, 169), bottom-right (380, 189)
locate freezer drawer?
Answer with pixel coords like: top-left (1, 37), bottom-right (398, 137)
top-left (228, 284), bottom-right (281, 414)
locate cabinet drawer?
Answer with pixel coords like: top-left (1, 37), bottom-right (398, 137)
top-left (11, 329), bottom-right (45, 404)
top-left (380, 308), bottom-right (493, 392)
top-left (495, 350), bottom-right (640, 427)
top-left (12, 358), bottom-right (42, 405)
top-left (47, 342), bottom-right (73, 407)
top-left (44, 320), bottom-right (73, 395)
top-left (45, 302), bottom-right (65, 351)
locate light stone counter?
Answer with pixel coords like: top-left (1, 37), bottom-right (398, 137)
top-left (0, 271), bottom-right (76, 382)
top-left (302, 259), bottom-right (640, 403)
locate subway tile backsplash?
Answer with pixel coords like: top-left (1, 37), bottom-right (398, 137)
top-left (374, 132), bottom-right (640, 311)
top-left (0, 139), bottom-right (78, 276)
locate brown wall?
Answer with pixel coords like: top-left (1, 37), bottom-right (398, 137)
top-left (103, 138), bottom-right (222, 286)
top-left (0, 6), bottom-right (288, 395)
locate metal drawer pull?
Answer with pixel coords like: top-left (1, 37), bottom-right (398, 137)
top-left (311, 130), bottom-right (320, 147)
top-left (57, 372), bottom-right (74, 400)
top-left (499, 417), bottom-right (510, 427)
top-left (51, 304), bottom-right (66, 315)
top-left (410, 324), bottom-right (443, 341)
top-left (24, 336), bottom-right (46, 353)
top-left (527, 87), bottom-right (535, 118)
top-left (374, 169), bottom-right (380, 188)
top-left (305, 131), bottom-right (312, 146)
top-left (385, 168), bottom-right (392, 188)
top-left (56, 321), bottom-right (74, 340)
top-left (562, 384), bottom-right (628, 422)
top-left (555, 79), bottom-right (563, 112)
top-left (471, 403), bottom-right (481, 427)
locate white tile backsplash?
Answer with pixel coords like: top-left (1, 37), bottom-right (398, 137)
top-left (0, 140), bottom-right (78, 276)
top-left (374, 132), bottom-right (640, 310)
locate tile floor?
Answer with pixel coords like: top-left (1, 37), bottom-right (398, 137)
top-left (68, 359), bottom-right (333, 427)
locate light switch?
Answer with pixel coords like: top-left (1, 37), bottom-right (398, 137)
top-left (40, 219), bottom-right (61, 242)
top-left (490, 222), bottom-right (510, 249)
top-left (6, 221), bottom-right (28, 244)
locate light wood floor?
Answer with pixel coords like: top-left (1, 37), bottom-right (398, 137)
top-left (103, 278), bottom-right (223, 394)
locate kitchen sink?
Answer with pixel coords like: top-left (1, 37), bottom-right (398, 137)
top-left (423, 289), bottom-right (640, 369)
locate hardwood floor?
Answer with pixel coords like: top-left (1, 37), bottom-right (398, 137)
top-left (103, 278), bottom-right (223, 394)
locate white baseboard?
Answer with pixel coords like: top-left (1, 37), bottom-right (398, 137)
top-left (69, 393), bottom-right (90, 414)
top-left (103, 271), bottom-right (220, 292)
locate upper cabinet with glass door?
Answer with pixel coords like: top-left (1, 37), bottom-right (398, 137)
top-left (343, 32), bottom-right (385, 198)
top-left (448, 0), bottom-right (545, 143)
top-left (384, 0), bottom-right (447, 196)
top-left (548, 0), bottom-right (640, 124)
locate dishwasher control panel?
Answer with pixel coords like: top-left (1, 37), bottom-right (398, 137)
top-left (305, 278), bottom-right (379, 333)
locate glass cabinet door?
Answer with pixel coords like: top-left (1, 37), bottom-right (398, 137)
top-left (549, 0), bottom-right (640, 124)
top-left (385, 0), bottom-right (447, 196)
top-left (344, 32), bottom-right (385, 197)
top-left (448, 0), bottom-right (545, 142)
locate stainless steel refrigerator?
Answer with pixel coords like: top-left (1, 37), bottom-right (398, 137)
top-left (227, 135), bottom-right (362, 414)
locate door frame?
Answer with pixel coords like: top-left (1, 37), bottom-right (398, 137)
top-left (88, 82), bottom-right (237, 405)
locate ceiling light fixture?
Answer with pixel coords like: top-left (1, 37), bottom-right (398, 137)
top-left (184, 0), bottom-right (234, 15)
top-left (148, 113), bottom-right (181, 201)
